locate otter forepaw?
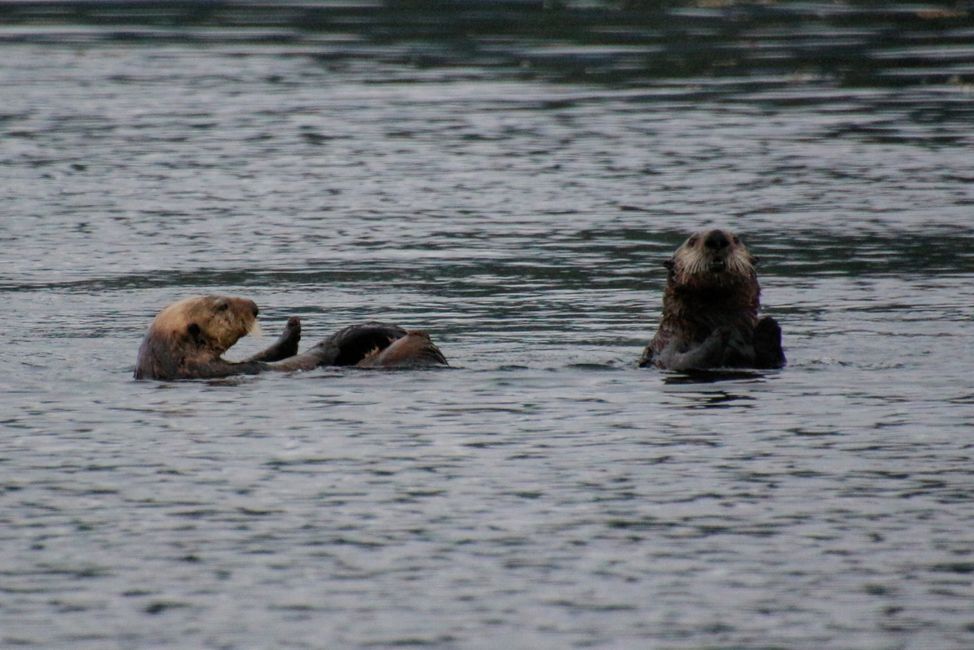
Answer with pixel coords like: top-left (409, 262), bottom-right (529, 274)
top-left (243, 316), bottom-right (302, 363)
top-left (275, 317), bottom-right (302, 358)
top-left (654, 330), bottom-right (727, 370)
top-left (284, 316), bottom-right (301, 338)
top-left (712, 327), bottom-right (732, 344)
top-left (754, 316), bottom-right (786, 368)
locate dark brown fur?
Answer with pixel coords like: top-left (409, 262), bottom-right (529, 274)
top-left (356, 331), bottom-right (448, 368)
top-left (640, 230), bottom-right (785, 370)
top-left (134, 295), bottom-right (448, 380)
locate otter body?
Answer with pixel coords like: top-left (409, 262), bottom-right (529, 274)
top-left (134, 295), bottom-right (447, 381)
top-left (640, 229), bottom-right (785, 371)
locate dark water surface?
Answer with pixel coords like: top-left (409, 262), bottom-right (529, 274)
top-left (2, 2), bottom-right (974, 648)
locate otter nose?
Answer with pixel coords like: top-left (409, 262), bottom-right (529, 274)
top-left (236, 298), bottom-right (258, 317)
top-left (704, 230), bottom-right (730, 251)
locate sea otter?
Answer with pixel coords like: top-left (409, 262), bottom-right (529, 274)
top-left (640, 229), bottom-right (785, 370)
top-left (133, 295), bottom-right (447, 380)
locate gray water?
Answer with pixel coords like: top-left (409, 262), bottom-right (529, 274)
top-left (2, 2), bottom-right (974, 648)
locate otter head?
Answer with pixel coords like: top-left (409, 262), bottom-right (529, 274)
top-left (664, 229), bottom-right (757, 290)
top-left (150, 294), bottom-right (262, 356)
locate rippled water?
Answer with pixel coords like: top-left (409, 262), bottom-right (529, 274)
top-left (2, 2), bottom-right (974, 648)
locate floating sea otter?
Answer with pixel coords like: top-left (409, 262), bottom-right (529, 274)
top-left (133, 295), bottom-right (447, 380)
top-left (640, 229), bottom-right (785, 370)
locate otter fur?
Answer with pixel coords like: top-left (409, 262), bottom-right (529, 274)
top-left (134, 294), bottom-right (448, 380)
top-left (640, 229), bottom-right (785, 370)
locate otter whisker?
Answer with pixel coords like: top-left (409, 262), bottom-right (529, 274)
top-left (726, 253), bottom-right (753, 278)
top-left (248, 320), bottom-right (263, 338)
top-left (680, 255), bottom-right (709, 278)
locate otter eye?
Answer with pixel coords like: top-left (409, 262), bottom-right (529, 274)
top-left (733, 236), bottom-right (741, 244)
top-left (188, 323), bottom-right (201, 336)
top-left (216, 301), bottom-right (229, 312)
top-left (687, 236), bottom-right (699, 246)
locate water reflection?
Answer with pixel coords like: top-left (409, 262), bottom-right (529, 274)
top-left (663, 369), bottom-right (766, 384)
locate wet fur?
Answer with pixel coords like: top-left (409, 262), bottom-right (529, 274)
top-left (356, 331), bottom-right (449, 368)
top-left (640, 230), bottom-right (785, 370)
top-left (134, 295), bottom-right (270, 380)
top-left (134, 295), bottom-right (448, 380)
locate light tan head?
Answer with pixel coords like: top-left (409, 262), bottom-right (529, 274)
top-left (148, 294), bottom-right (261, 354)
top-left (666, 229), bottom-right (757, 289)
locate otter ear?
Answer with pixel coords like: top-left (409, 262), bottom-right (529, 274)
top-left (663, 259), bottom-right (675, 271)
top-left (187, 323), bottom-right (204, 344)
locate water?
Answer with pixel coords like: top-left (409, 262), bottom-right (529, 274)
top-left (2, 2), bottom-right (974, 647)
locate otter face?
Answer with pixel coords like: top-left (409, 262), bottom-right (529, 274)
top-left (152, 294), bottom-right (261, 354)
top-left (666, 229), bottom-right (756, 288)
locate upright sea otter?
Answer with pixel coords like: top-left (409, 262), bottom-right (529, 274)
top-left (640, 229), bottom-right (785, 370)
top-left (134, 295), bottom-right (447, 380)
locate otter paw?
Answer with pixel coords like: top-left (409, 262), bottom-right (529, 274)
top-left (284, 316), bottom-right (302, 336)
top-left (242, 316), bottom-right (302, 363)
top-left (707, 327), bottom-right (732, 345)
top-left (754, 316), bottom-right (785, 368)
top-left (276, 317), bottom-right (302, 357)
